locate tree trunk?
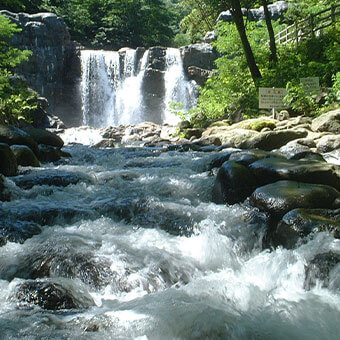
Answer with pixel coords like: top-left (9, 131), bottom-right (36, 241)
top-left (229, 0), bottom-right (262, 84)
top-left (263, 0), bottom-right (278, 63)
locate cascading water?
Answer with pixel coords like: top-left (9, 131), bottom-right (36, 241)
top-left (80, 48), bottom-right (196, 128)
top-left (1, 134), bottom-right (340, 339)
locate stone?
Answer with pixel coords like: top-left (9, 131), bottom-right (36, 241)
top-left (12, 169), bottom-right (89, 189)
top-left (0, 124), bottom-right (39, 155)
top-left (304, 252), bottom-right (340, 290)
top-left (250, 180), bottom-right (340, 218)
top-left (228, 149), bottom-right (281, 167)
top-left (212, 161), bottom-right (257, 204)
top-left (1, 11), bottom-right (82, 127)
top-left (182, 128), bottom-right (204, 140)
top-left (187, 66), bottom-right (213, 86)
top-left (290, 151), bottom-right (326, 162)
top-left (273, 208), bottom-right (340, 248)
top-left (180, 43), bottom-right (218, 73)
top-left (202, 127), bottom-right (307, 151)
top-left (0, 175), bottom-right (10, 201)
top-left (311, 109), bottom-right (340, 134)
top-left (209, 150), bottom-right (236, 169)
top-left (10, 145), bottom-right (40, 167)
top-left (204, 31), bottom-right (216, 43)
top-left (217, 1), bottom-right (290, 22)
top-left (13, 280), bottom-right (94, 310)
top-left (22, 126), bottom-right (64, 148)
top-left (249, 158), bottom-right (340, 190)
top-left (0, 220), bottom-right (41, 246)
top-left (316, 134), bottom-right (340, 153)
top-left (38, 144), bottom-right (61, 162)
top-left (0, 143), bottom-right (18, 176)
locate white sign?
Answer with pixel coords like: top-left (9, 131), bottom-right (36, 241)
top-left (300, 77), bottom-right (320, 93)
top-left (259, 87), bottom-right (287, 109)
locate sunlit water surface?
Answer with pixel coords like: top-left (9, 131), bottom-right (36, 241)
top-left (0, 137), bottom-right (339, 339)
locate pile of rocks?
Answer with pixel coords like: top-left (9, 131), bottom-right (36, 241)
top-left (0, 124), bottom-right (69, 179)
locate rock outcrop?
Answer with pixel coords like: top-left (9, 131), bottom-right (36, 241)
top-left (0, 10), bottom-right (82, 127)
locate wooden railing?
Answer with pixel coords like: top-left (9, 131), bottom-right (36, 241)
top-left (274, 4), bottom-right (340, 45)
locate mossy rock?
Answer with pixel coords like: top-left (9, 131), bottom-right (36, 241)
top-left (208, 120), bottom-right (230, 128)
top-left (0, 143), bottom-right (18, 176)
top-left (10, 145), bottom-right (40, 167)
top-left (231, 118), bottom-right (276, 131)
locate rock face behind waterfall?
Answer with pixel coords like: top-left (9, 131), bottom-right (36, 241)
top-left (0, 10), bottom-right (82, 127)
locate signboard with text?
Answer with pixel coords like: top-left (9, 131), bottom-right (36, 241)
top-left (300, 77), bottom-right (320, 93)
top-left (259, 87), bottom-right (287, 109)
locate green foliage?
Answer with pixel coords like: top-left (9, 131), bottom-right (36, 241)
top-left (0, 15), bottom-right (36, 124)
top-left (283, 81), bottom-right (318, 116)
top-left (39, 0), bottom-right (178, 49)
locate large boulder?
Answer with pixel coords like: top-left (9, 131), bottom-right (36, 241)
top-left (250, 180), bottom-right (339, 218)
top-left (180, 43), bottom-right (218, 73)
top-left (0, 11), bottom-right (82, 127)
top-left (311, 109), bottom-right (340, 134)
top-left (228, 149), bottom-right (282, 166)
top-left (217, 1), bottom-right (290, 22)
top-left (304, 252), bottom-right (340, 290)
top-left (316, 134), bottom-right (340, 153)
top-left (38, 144), bottom-right (61, 162)
top-left (0, 220), bottom-right (41, 246)
top-left (212, 161), bottom-right (257, 204)
top-left (0, 143), bottom-right (18, 176)
top-left (0, 125), bottom-right (39, 155)
top-left (13, 280), bottom-right (94, 310)
top-left (273, 208), bottom-right (340, 248)
top-left (249, 158), bottom-right (340, 190)
top-left (22, 126), bottom-right (64, 148)
top-left (202, 127), bottom-right (307, 151)
top-left (10, 145), bottom-right (40, 167)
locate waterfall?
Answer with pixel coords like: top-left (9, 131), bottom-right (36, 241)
top-left (80, 48), bottom-right (196, 128)
top-left (164, 48), bottom-right (197, 124)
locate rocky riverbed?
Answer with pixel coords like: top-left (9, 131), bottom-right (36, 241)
top-left (0, 110), bottom-right (339, 338)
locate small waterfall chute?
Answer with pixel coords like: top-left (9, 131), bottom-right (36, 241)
top-left (80, 47), bottom-right (196, 128)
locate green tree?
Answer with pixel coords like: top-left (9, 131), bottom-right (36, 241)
top-left (0, 14), bottom-right (36, 124)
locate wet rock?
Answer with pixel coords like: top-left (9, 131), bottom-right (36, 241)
top-left (204, 31), bottom-right (216, 43)
top-left (250, 181), bottom-right (340, 218)
top-left (38, 144), bottom-right (61, 162)
top-left (229, 149), bottom-right (281, 167)
top-left (304, 252), bottom-right (340, 290)
top-left (273, 208), bottom-right (340, 248)
top-left (316, 134), bottom-right (340, 153)
top-left (93, 139), bottom-right (117, 148)
top-left (249, 158), bottom-right (340, 190)
top-left (22, 126), bottom-right (64, 148)
top-left (0, 143), bottom-right (18, 176)
top-left (212, 161), bottom-right (257, 204)
top-left (0, 125), bottom-right (39, 155)
top-left (13, 280), bottom-right (93, 310)
top-left (0, 175), bottom-right (10, 201)
top-left (10, 145), bottom-right (40, 167)
top-left (0, 221), bottom-right (41, 246)
top-left (311, 109), bottom-right (340, 134)
top-left (29, 251), bottom-right (113, 289)
top-left (7, 203), bottom-right (93, 225)
top-left (209, 150), bottom-right (237, 170)
top-left (13, 169), bottom-right (88, 189)
top-left (142, 68), bottom-right (165, 95)
top-left (289, 151), bottom-right (326, 162)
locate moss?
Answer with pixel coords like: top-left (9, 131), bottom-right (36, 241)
top-left (248, 120), bottom-right (276, 132)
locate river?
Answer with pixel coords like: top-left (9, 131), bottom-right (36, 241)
top-left (0, 131), bottom-right (339, 339)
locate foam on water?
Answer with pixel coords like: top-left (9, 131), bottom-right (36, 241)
top-left (1, 132), bottom-right (339, 339)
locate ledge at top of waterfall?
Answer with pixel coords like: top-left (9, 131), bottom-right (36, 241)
top-left (80, 47), bottom-right (197, 128)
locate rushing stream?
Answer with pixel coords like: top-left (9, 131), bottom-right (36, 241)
top-left (0, 131), bottom-right (340, 339)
